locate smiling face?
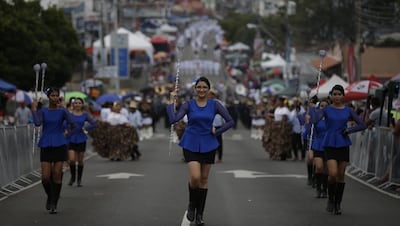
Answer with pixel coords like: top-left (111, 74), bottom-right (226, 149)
top-left (195, 81), bottom-right (210, 98)
top-left (72, 98), bottom-right (84, 110)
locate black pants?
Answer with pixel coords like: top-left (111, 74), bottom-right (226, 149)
top-left (291, 132), bottom-right (302, 158)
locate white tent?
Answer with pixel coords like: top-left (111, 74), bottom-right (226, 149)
top-left (309, 74), bottom-right (348, 98)
top-left (260, 53), bottom-right (286, 69)
top-left (227, 42), bottom-right (250, 51)
top-left (92, 28), bottom-right (154, 65)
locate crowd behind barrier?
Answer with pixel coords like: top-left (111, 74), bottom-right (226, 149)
top-left (349, 127), bottom-right (400, 193)
top-left (1, 125), bottom-right (400, 194)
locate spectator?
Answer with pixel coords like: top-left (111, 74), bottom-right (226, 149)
top-left (14, 101), bottom-right (32, 125)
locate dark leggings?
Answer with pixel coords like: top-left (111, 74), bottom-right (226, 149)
top-left (216, 134), bottom-right (223, 160)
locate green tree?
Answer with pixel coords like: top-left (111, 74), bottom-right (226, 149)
top-left (0, 0), bottom-right (86, 91)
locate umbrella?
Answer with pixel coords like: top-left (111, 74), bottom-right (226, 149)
top-left (151, 36), bottom-right (168, 44)
top-left (261, 79), bottom-right (286, 95)
top-left (122, 92), bottom-right (139, 101)
top-left (391, 73), bottom-right (400, 81)
top-left (227, 42), bottom-right (250, 51)
top-left (96, 93), bottom-right (121, 105)
top-left (65, 91), bottom-right (88, 103)
top-left (344, 80), bottom-right (383, 101)
top-left (271, 67), bottom-right (282, 75)
top-left (15, 90), bottom-right (32, 105)
top-left (229, 68), bottom-right (243, 77)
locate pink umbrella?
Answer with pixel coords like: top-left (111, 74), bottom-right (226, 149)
top-left (344, 80), bottom-right (383, 101)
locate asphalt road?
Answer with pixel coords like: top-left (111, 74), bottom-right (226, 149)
top-left (1, 122), bottom-right (400, 226)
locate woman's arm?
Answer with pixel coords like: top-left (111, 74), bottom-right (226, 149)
top-left (166, 101), bottom-right (189, 124)
top-left (346, 107), bottom-right (367, 134)
top-left (84, 113), bottom-right (98, 131)
top-left (215, 101), bottom-right (234, 136)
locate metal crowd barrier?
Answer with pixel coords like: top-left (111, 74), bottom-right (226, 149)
top-left (0, 125), bottom-right (40, 191)
top-left (349, 127), bottom-right (400, 193)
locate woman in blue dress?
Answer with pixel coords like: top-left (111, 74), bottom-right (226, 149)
top-left (66, 97), bottom-right (97, 187)
top-left (309, 84), bottom-right (366, 215)
top-left (32, 87), bottom-right (78, 214)
top-left (167, 77), bottom-right (234, 226)
top-left (309, 99), bottom-right (329, 199)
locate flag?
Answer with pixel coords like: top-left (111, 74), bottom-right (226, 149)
top-left (347, 45), bottom-right (355, 83)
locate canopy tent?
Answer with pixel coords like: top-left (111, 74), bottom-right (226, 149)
top-left (0, 79), bottom-right (17, 93)
top-left (92, 28), bottom-right (154, 65)
top-left (260, 53), bottom-right (286, 69)
top-left (227, 42), bottom-right (250, 51)
top-left (309, 74), bottom-right (348, 98)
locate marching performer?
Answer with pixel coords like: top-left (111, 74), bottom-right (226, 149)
top-left (66, 97), bottom-right (97, 187)
top-left (308, 85), bottom-right (366, 215)
top-left (31, 87), bottom-right (78, 214)
top-left (166, 77), bottom-right (234, 225)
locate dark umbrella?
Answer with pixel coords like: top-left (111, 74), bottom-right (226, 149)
top-left (96, 93), bottom-right (121, 105)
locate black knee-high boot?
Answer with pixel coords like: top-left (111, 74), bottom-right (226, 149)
top-left (77, 165), bottom-right (84, 187)
top-left (195, 188), bottom-right (208, 226)
top-left (186, 184), bottom-right (197, 222)
top-left (334, 182), bottom-right (345, 215)
top-left (326, 182), bottom-right (336, 213)
top-left (42, 181), bottom-right (52, 210)
top-left (50, 183), bottom-right (62, 214)
top-left (321, 174), bottom-right (328, 198)
top-left (68, 163), bottom-right (76, 186)
top-left (307, 163), bottom-right (313, 186)
top-left (314, 173), bottom-right (322, 198)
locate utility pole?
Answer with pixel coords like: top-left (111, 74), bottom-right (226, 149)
top-left (113, 0), bottom-right (120, 94)
top-left (100, 0), bottom-right (106, 67)
top-left (284, 0), bottom-right (290, 80)
top-left (354, 0), bottom-right (362, 82)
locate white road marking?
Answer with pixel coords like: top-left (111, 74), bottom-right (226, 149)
top-left (220, 169), bottom-right (306, 179)
top-left (96, 172), bottom-right (144, 179)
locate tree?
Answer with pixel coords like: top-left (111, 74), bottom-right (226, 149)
top-left (0, 0), bottom-right (86, 91)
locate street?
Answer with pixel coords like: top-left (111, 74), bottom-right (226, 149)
top-left (1, 122), bottom-right (399, 226)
